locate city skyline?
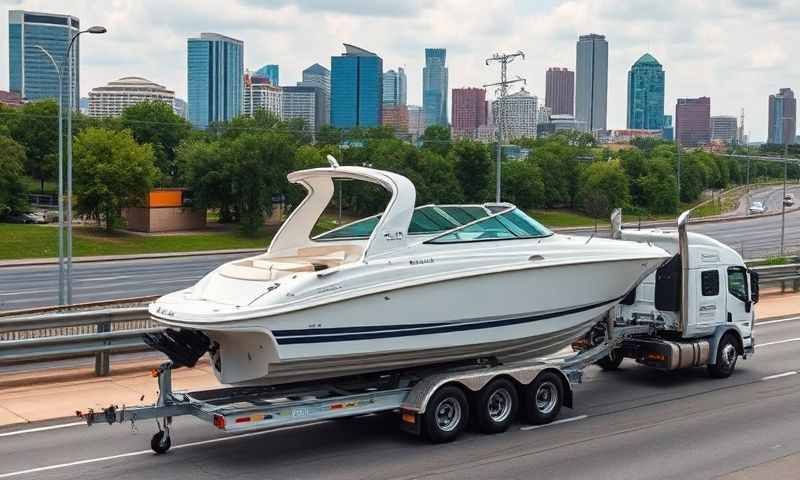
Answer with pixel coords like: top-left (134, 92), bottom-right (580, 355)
top-left (1, 1), bottom-right (799, 141)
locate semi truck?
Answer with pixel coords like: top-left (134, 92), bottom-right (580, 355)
top-left (83, 209), bottom-right (758, 453)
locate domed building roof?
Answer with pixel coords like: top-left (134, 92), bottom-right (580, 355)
top-left (634, 53), bottom-right (661, 66)
top-left (93, 77), bottom-right (174, 94)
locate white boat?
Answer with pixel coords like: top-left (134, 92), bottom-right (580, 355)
top-left (147, 159), bottom-right (670, 386)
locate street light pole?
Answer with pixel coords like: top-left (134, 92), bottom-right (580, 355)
top-left (34, 46), bottom-right (65, 305)
top-left (64, 25), bottom-right (107, 303)
top-left (781, 138), bottom-right (788, 256)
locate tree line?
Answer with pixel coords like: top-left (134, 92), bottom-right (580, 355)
top-left (1, 100), bottom-right (797, 233)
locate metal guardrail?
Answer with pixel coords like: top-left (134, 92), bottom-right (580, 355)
top-left (0, 264), bottom-right (798, 377)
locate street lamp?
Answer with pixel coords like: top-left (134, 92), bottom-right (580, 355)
top-left (780, 116), bottom-right (791, 256)
top-left (65, 25), bottom-right (106, 303)
top-left (34, 46), bottom-right (66, 305)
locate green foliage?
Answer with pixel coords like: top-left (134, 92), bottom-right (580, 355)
top-left (638, 158), bottom-right (678, 214)
top-left (177, 139), bottom-right (237, 222)
top-left (578, 160), bottom-right (631, 218)
top-left (120, 101), bottom-right (192, 180)
top-left (502, 160), bottom-right (544, 209)
top-left (450, 140), bottom-right (492, 202)
top-left (414, 150), bottom-right (464, 204)
top-left (317, 124), bottom-right (344, 146)
top-left (422, 125), bottom-right (451, 156)
top-left (5, 100), bottom-right (59, 192)
top-left (73, 128), bottom-right (159, 231)
top-left (528, 137), bottom-right (583, 207)
top-left (0, 136), bottom-right (28, 215)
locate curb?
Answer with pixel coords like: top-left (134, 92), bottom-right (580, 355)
top-left (0, 248), bottom-right (264, 268)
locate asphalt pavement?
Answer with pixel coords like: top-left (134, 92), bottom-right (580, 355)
top-left (1, 185), bottom-right (798, 311)
top-left (0, 315), bottom-right (798, 479)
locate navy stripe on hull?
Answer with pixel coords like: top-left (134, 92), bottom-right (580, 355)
top-left (274, 295), bottom-right (623, 345)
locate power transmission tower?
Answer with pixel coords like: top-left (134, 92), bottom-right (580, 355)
top-left (484, 51), bottom-right (526, 203)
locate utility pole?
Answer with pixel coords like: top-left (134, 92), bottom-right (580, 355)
top-left (484, 51), bottom-right (525, 203)
top-left (781, 137), bottom-right (788, 256)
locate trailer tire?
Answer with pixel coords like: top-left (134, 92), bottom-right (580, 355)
top-left (151, 431), bottom-right (171, 454)
top-left (474, 378), bottom-right (519, 434)
top-left (596, 349), bottom-right (624, 371)
top-left (523, 371), bottom-right (563, 425)
top-left (708, 333), bottom-right (738, 379)
top-left (423, 385), bottom-right (469, 443)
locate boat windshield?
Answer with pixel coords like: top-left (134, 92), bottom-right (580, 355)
top-left (426, 209), bottom-right (552, 244)
top-left (314, 205), bottom-right (490, 241)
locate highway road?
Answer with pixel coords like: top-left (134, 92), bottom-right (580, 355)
top-left (733, 184), bottom-right (800, 216)
top-left (0, 315), bottom-right (799, 479)
top-left (1, 191), bottom-right (798, 311)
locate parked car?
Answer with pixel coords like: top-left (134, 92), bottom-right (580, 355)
top-left (3, 211), bottom-right (47, 224)
top-left (749, 201), bottom-right (766, 214)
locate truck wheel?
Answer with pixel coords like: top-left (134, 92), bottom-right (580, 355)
top-left (150, 431), bottom-right (171, 454)
top-left (708, 334), bottom-right (738, 379)
top-left (596, 349), bottom-right (624, 371)
top-left (423, 385), bottom-right (469, 443)
top-left (523, 371), bottom-right (563, 425)
top-left (474, 378), bottom-right (519, 434)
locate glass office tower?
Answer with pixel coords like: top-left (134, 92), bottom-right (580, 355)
top-left (330, 44), bottom-right (383, 128)
top-left (423, 48), bottom-right (448, 127)
top-left (187, 32), bottom-right (244, 129)
top-left (626, 53), bottom-right (665, 130)
top-left (8, 10), bottom-right (80, 109)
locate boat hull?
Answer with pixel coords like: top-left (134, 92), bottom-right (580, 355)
top-left (182, 257), bottom-right (657, 386)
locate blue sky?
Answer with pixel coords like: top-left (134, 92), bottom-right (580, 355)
top-left (1, 0), bottom-right (797, 141)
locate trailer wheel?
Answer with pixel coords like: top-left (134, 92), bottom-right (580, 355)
top-left (708, 334), bottom-right (738, 379)
top-left (522, 371), bottom-right (563, 425)
top-left (596, 349), bottom-right (624, 371)
top-left (151, 431), bottom-right (171, 454)
top-left (474, 378), bottom-right (519, 434)
top-left (423, 385), bottom-right (469, 443)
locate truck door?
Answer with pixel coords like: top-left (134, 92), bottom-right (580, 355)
top-left (696, 269), bottom-right (724, 330)
top-left (725, 266), bottom-right (753, 339)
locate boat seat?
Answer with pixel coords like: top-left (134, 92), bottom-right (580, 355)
top-left (220, 259), bottom-right (315, 281)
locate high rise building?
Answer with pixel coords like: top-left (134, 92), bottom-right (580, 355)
top-left (8, 10), bottom-right (80, 109)
top-left (298, 63), bottom-right (330, 127)
top-left (451, 87), bottom-right (487, 139)
top-left (382, 67), bottom-right (407, 106)
top-left (710, 116), bottom-right (738, 144)
top-left (283, 85), bottom-right (319, 135)
top-left (407, 105), bottom-right (425, 139)
top-left (331, 44), bottom-right (383, 128)
top-left (662, 114), bottom-right (673, 140)
top-left (675, 97), bottom-right (711, 147)
top-left (243, 71), bottom-right (283, 118)
top-left (187, 33), bottom-right (244, 129)
top-left (88, 76), bottom-right (175, 118)
top-left (767, 88), bottom-right (797, 145)
top-left (256, 64), bottom-right (279, 85)
top-left (626, 53), bottom-right (665, 130)
top-left (423, 48), bottom-right (448, 127)
top-left (545, 67), bottom-right (574, 116)
top-left (575, 34), bottom-right (608, 132)
top-left (173, 98), bottom-right (187, 119)
top-left (492, 88), bottom-right (538, 140)
top-left (382, 105), bottom-right (409, 134)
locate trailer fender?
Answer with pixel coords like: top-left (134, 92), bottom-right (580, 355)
top-left (707, 326), bottom-right (744, 365)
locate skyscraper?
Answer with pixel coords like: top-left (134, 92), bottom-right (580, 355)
top-left (545, 67), bottom-right (574, 116)
top-left (330, 44), bottom-right (383, 128)
top-left (423, 48), bottom-right (448, 127)
top-left (8, 10), bottom-right (80, 109)
top-left (710, 116), bottom-right (738, 144)
top-left (407, 105), bottom-right (425, 139)
top-left (451, 87), bottom-right (487, 139)
top-left (382, 68), bottom-right (407, 106)
top-left (575, 34), bottom-right (608, 132)
top-left (675, 97), bottom-right (711, 147)
top-left (626, 53), bottom-right (665, 130)
top-left (283, 86), bottom-right (319, 135)
top-left (767, 88), bottom-right (797, 145)
top-left (243, 71), bottom-right (282, 119)
top-left (187, 33), bottom-right (244, 129)
top-left (492, 88), bottom-right (538, 140)
top-left (256, 64), bottom-right (279, 85)
top-left (298, 63), bottom-right (330, 127)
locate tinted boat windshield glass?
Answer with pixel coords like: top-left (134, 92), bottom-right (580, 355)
top-left (314, 206), bottom-right (491, 241)
top-left (427, 209), bottom-right (552, 243)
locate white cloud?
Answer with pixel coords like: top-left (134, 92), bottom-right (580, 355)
top-left (1, 0), bottom-right (798, 140)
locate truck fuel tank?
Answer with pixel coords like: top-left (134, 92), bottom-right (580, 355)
top-left (622, 337), bottom-right (710, 371)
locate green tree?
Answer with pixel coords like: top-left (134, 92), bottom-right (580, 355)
top-left (578, 160), bottom-right (631, 217)
top-left (415, 150), bottom-right (464, 204)
top-left (317, 124), bottom-right (344, 146)
top-left (639, 158), bottom-right (678, 214)
top-left (7, 100), bottom-right (59, 192)
top-left (450, 140), bottom-right (492, 202)
top-left (422, 125), bottom-right (451, 156)
top-left (73, 128), bottom-right (158, 231)
top-left (0, 136), bottom-right (28, 215)
top-left (119, 101), bottom-right (191, 180)
top-left (177, 139), bottom-right (237, 222)
top-left (502, 160), bottom-right (545, 209)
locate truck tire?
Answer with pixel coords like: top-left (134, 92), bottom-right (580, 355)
top-left (522, 371), bottom-right (563, 425)
top-left (474, 378), bottom-right (519, 434)
top-left (596, 349), bottom-right (624, 371)
top-left (423, 385), bottom-right (469, 443)
top-left (708, 334), bottom-right (738, 379)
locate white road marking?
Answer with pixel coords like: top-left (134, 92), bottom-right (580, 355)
top-left (0, 421), bottom-right (85, 438)
top-left (762, 371), bottom-right (798, 381)
top-left (520, 415), bottom-right (588, 431)
top-left (0, 421), bottom-right (329, 479)
top-left (757, 316), bottom-right (800, 327)
top-left (758, 337), bottom-right (800, 348)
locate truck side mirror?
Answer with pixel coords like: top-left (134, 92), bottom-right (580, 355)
top-left (750, 270), bottom-right (760, 304)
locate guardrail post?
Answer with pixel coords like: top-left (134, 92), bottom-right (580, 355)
top-left (95, 320), bottom-right (111, 377)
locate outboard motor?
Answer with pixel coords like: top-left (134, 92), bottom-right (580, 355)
top-left (143, 328), bottom-right (211, 368)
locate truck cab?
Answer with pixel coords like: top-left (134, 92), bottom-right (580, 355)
top-left (607, 210), bottom-right (758, 377)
